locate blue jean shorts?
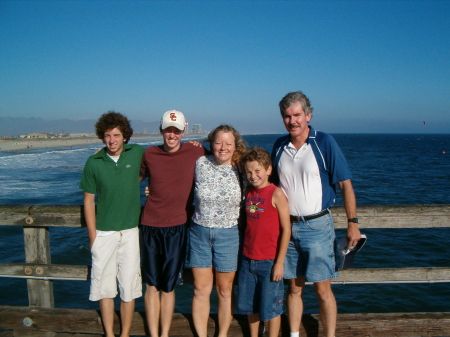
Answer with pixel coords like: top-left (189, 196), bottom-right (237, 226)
top-left (284, 212), bottom-right (339, 282)
top-left (188, 222), bottom-right (239, 272)
top-left (237, 256), bottom-right (284, 321)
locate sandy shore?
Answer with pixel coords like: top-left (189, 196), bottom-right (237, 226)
top-left (0, 134), bottom-right (162, 152)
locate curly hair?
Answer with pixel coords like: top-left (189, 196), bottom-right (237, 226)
top-left (95, 111), bottom-right (133, 141)
top-left (279, 91), bottom-right (314, 117)
top-left (207, 125), bottom-right (247, 164)
top-left (241, 146), bottom-right (272, 170)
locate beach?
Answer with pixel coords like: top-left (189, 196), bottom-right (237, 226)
top-left (0, 134), bottom-right (162, 152)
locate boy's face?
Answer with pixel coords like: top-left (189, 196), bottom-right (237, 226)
top-left (161, 126), bottom-right (184, 152)
top-left (103, 127), bottom-right (126, 156)
top-left (245, 160), bottom-right (272, 189)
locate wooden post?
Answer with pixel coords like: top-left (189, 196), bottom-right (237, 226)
top-left (23, 226), bottom-right (54, 308)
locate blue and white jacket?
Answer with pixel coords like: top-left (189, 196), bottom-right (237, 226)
top-left (271, 125), bottom-right (352, 213)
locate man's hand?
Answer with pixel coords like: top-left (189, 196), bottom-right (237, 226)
top-left (346, 223), bottom-right (361, 249)
top-left (338, 179), bottom-right (361, 248)
top-left (187, 140), bottom-right (203, 147)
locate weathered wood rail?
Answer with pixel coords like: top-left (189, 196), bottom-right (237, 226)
top-left (1, 204), bottom-right (450, 337)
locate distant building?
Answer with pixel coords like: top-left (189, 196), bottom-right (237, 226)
top-left (68, 133), bottom-right (96, 138)
top-left (22, 133), bottom-right (49, 139)
top-left (47, 133), bottom-right (70, 138)
top-left (191, 124), bottom-right (203, 134)
top-left (19, 132), bottom-right (79, 139)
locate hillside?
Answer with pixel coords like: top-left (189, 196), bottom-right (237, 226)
top-left (0, 117), bottom-right (160, 137)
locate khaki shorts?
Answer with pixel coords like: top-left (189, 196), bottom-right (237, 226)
top-left (89, 227), bottom-right (142, 302)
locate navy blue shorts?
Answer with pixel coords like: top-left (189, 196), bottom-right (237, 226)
top-left (140, 224), bottom-right (187, 292)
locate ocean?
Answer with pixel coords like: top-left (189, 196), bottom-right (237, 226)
top-left (0, 133), bottom-right (449, 314)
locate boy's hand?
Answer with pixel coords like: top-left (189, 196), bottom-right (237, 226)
top-left (272, 262), bottom-right (284, 282)
top-left (145, 186), bottom-right (150, 196)
top-left (89, 234), bottom-right (97, 250)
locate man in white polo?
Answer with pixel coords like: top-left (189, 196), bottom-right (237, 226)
top-left (271, 92), bottom-right (361, 337)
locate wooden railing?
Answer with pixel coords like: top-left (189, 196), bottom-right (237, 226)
top-left (1, 204), bottom-right (450, 336)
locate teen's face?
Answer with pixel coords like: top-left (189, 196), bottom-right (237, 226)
top-left (282, 100), bottom-right (311, 139)
top-left (161, 126), bottom-right (184, 152)
top-left (212, 131), bottom-right (235, 165)
top-left (103, 127), bottom-right (126, 156)
top-left (245, 161), bottom-right (272, 189)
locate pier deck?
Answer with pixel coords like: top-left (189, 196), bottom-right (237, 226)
top-left (1, 204), bottom-right (450, 336)
top-left (1, 306), bottom-right (450, 337)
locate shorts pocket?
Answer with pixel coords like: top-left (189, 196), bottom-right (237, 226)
top-left (305, 215), bottom-right (331, 231)
top-left (91, 236), bottom-right (99, 254)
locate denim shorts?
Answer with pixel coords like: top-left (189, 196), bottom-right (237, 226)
top-left (188, 222), bottom-right (239, 272)
top-left (284, 212), bottom-right (339, 282)
top-left (236, 256), bottom-right (284, 321)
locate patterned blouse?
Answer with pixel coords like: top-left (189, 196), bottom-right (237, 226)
top-left (192, 155), bottom-right (242, 228)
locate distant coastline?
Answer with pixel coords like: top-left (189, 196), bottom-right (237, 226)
top-left (0, 134), bottom-right (162, 152)
top-left (2, 132), bottom-right (447, 153)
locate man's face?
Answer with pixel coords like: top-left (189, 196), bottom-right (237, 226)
top-left (161, 126), bottom-right (184, 152)
top-left (282, 100), bottom-right (311, 139)
top-left (103, 127), bottom-right (126, 156)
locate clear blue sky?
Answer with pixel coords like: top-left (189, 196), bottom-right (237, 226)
top-left (1, 0), bottom-right (449, 133)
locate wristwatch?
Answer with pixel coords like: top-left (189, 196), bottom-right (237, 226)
top-left (347, 218), bottom-right (359, 223)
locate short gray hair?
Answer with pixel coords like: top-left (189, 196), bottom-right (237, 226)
top-left (279, 91), bottom-right (313, 117)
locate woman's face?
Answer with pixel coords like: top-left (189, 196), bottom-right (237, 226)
top-left (212, 131), bottom-right (235, 165)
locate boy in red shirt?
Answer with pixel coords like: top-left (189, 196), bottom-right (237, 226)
top-left (237, 147), bottom-right (291, 337)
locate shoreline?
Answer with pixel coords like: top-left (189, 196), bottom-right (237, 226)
top-left (0, 134), bottom-right (162, 153)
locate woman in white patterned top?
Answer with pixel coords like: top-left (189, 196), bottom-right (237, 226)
top-left (189, 125), bottom-right (247, 337)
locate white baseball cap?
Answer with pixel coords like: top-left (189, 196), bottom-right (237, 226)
top-left (160, 110), bottom-right (185, 131)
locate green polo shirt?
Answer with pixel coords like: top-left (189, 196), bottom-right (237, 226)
top-left (79, 144), bottom-right (145, 231)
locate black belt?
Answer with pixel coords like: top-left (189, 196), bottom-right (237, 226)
top-left (290, 209), bottom-right (329, 223)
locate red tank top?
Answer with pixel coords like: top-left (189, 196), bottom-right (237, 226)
top-left (243, 183), bottom-right (280, 260)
